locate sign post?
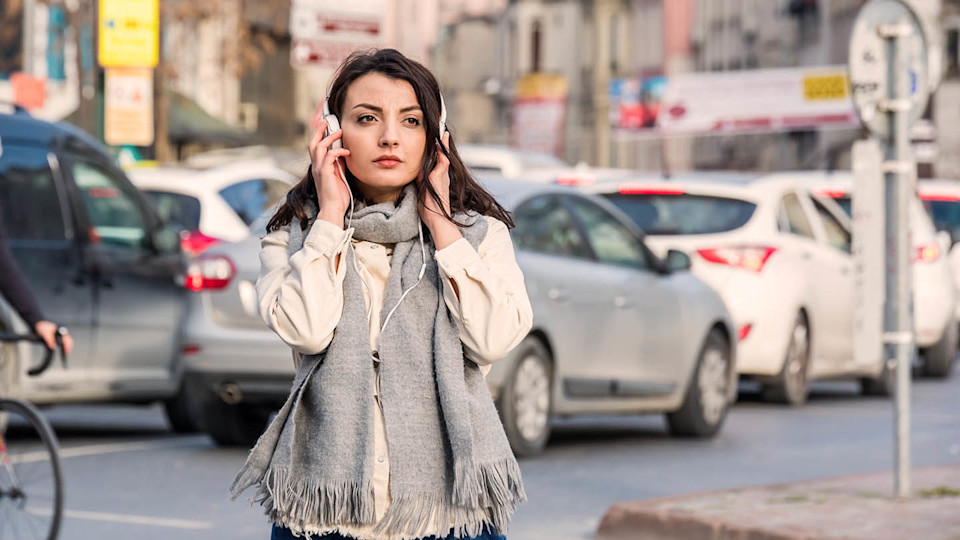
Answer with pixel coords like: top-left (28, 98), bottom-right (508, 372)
top-left (849, 0), bottom-right (937, 499)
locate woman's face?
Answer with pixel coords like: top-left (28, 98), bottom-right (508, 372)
top-left (340, 72), bottom-right (427, 204)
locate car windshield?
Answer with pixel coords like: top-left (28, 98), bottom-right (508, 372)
top-left (923, 198), bottom-right (960, 239)
top-left (144, 190), bottom-right (202, 232)
top-left (831, 196), bottom-right (852, 216)
top-left (602, 193), bottom-right (756, 235)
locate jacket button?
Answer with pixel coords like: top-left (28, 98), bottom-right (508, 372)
top-left (377, 455), bottom-right (385, 463)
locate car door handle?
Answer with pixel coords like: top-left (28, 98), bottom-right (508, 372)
top-left (614, 296), bottom-right (630, 308)
top-left (547, 288), bottom-right (567, 302)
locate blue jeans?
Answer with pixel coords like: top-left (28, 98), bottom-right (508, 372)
top-left (270, 524), bottom-right (506, 540)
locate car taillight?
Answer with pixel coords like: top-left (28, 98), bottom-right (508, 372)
top-left (181, 230), bottom-right (221, 256)
top-left (696, 246), bottom-right (777, 272)
top-left (738, 324), bottom-right (753, 341)
top-left (618, 184), bottom-right (685, 195)
top-left (184, 254), bottom-right (236, 291)
top-left (556, 174), bottom-right (597, 186)
top-left (919, 193), bottom-right (960, 202)
top-left (815, 189), bottom-right (847, 199)
top-left (913, 243), bottom-right (941, 263)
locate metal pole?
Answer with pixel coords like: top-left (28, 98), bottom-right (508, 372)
top-left (880, 18), bottom-right (913, 499)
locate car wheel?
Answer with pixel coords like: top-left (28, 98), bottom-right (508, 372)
top-left (920, 321), bottom-right (957, 378)
top-left (199, 396), bottom-right (270, 447)
top-left (666, 329), bottom-right (731, 438)
top-left (859, 359), bottom-right (895, 397)
top-left (762, 312), bottom-right (811, 406)
top-left (498, 337), bottom-right (552, 458)
top-left (163, 383), bottom-right (199, 433)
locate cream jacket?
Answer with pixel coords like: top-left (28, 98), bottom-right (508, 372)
top-left (256, 215), bottom-right (533, 539)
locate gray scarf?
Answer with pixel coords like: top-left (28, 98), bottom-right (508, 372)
top-left (231, 184), bottom-right (526, 538)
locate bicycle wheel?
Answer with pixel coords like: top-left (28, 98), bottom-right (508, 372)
top-left (0, 399), bottom-right (63, 540)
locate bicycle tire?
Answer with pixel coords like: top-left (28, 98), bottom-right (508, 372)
top-left (0, 399), bottom-right (64, 540)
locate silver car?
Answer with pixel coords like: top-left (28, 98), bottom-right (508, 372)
top-left (178, 179), bottom-right (737, 455)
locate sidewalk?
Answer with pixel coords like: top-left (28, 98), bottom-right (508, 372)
top-left (596, 465), bottom-right (960, 540)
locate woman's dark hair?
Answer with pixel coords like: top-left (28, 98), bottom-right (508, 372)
top-left (267, 48), bottom-right (513, 232)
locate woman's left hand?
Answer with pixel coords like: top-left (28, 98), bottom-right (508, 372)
top-left (418, 132), bottom-right (452, 227)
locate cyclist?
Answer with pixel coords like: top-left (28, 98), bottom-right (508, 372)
top-left (0, 208), bottom-right (74, 356)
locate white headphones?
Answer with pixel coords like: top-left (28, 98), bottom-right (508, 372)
top-left (319, 90), bottom-right (449, 360)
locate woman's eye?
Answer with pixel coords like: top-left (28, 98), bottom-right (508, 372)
top-left (358, 114), bottom-right (376, 123)
top-left (403, 117), bottom-right (422, 126)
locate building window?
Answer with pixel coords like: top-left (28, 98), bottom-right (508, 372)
top-left (947, 27), bottom-right (959, 80)
top-left (531, 19), bottom-right (543, 72)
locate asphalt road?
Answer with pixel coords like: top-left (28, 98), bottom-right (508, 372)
top-left (13, 374), bottom-right (960, 540)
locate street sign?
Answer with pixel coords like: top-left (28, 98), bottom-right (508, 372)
top-left (848, 0), bottom-right (929, 139)
top-left (98, 0), bottom-right (159, 68)
top-left (289, 0), bottom-right (385, 68)
top-left (104, 68), bottom-right (154, 146)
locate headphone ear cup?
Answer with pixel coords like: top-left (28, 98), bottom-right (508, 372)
top-left (324, 114), bottom-right (342, 150)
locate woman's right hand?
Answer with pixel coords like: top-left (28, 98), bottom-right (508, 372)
top-left (308, 116), bottom-right (351, 227)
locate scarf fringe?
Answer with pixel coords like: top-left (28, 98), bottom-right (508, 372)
top-left (233, 465), bottom-right (376, 531)
top-left (373, 457), bottom-right (526, 538)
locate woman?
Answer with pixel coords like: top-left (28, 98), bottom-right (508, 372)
top-left (231, 49), bottom-right (533, 540)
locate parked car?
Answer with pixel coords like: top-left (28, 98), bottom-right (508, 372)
top-left (179, 178), bottom-right (737, 456)
top-left (0, 110), bottom-right (188, 415)
top-left (914, 179), bottom-right (960, 329)
top-left (127, 161), bottom-right (297, 255)
top-left (812, 173), bottom-right (957, 378)
top-left (581, 171), bottom-right (905, 405)
top-left (457, 144), bottom-right (570, 179)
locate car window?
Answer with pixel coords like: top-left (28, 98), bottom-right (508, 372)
top-left (144, 190), bottom-right (201, 233)
top-left (219, 179), bottom-right (288, 226)
top-left (512, 195), bottom-right (591, 259)
top-left (0, 144), bottom-right (68, 242)
top-left (70, 158), bottom-right (148, 250)
top-left (604, 193), bottom-right (756, 235)
top-left (779, 192), bottom-right (815, 239)
top-left (812, 200), bottom-right (851, 253)
top-left (565, 196), bottom-right (649, 269)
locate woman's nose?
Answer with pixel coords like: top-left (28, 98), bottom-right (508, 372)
top-left (379, 121), bottom-right (399, 147)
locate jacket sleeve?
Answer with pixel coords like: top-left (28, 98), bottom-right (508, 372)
top-left (0, 215), bottom-right (45, 328)
top-left (435, 216), bottom-right (533, 369)
top-left (256, 220), bottom-right (353, 355)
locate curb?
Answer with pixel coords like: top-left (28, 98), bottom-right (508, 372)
top-left (596, 504), bottom-right (809, 540)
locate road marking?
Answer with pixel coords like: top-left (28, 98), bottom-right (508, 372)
top-left (28, 507), bottom-right (213, 530)
top-left (10, 437), bottom-right (205, 464)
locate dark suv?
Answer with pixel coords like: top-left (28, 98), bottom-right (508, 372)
top-left (0, 110), bottom-right (191, 427)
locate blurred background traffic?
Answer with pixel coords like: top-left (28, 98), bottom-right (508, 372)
top-left (1, 1), bottom-right (960, 539)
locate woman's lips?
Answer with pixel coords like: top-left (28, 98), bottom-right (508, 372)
top-left (374, 159), bottom-right (402, 168)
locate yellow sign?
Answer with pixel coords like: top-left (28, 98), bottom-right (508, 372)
top-left (99, 0), bottom-right (159, 68)
top-left (515, 73), bottom-right (569, 100)
top-left (105, 68), bottom-right (154, 146)
top-left (803, 74), bottom-right (849, 101)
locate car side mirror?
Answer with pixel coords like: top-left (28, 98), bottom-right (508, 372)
top-left (151, 224), bottom-right (181, 254)
top-left (665, 249), bottom-right (691, 273)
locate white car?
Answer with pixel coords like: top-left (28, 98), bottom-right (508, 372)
top-left (582, 172), bottom-right (896, 405)
top-left (457, 143), bottom-right (570, 179)
top-left (127, 160), bottom-right (297, 254)
top-left (812, 173), bottom-right (957, 379)
top-left (916, 179), bottom-right (960, 324)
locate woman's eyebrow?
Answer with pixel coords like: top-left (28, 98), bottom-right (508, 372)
top-left (351, 104), bottom-right (422, 114)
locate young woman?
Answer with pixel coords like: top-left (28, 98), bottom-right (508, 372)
top-left (230, 49), bottom-right (533, 540)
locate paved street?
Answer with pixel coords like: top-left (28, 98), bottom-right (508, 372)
top-left (31, 374), bottom-right (960, 540)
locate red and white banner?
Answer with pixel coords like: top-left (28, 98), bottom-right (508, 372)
top-left (657, 66), bottom-right (858, 135)
top-left (290, 0), bottom-right (385, 68)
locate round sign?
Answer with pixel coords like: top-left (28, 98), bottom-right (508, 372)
top-left (848, 0), bottom-right (930, 140)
